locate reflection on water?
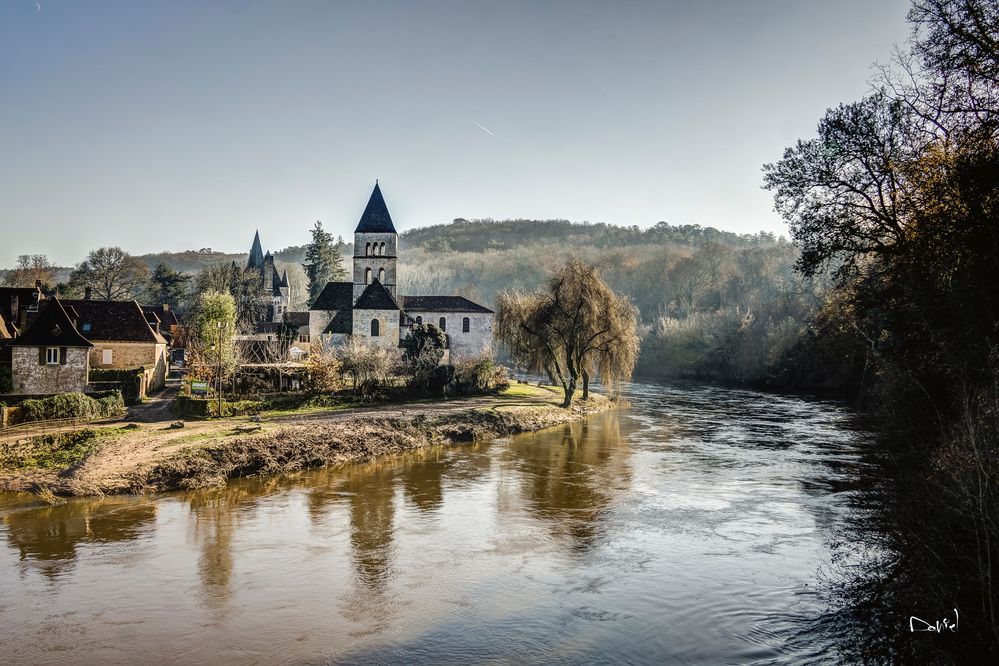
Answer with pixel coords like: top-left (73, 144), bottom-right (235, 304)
top-left (0, 383), bottom-right (874, 665)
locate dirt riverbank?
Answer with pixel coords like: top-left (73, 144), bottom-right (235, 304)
top-left (0, 384), bottom-right (611, 497)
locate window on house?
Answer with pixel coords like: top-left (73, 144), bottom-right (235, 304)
top-left (415, 316), bottom-right (422, 325)
top-left (102, 349), bottom-right (113, 365)
top-left (378, 267), bottom-right (385, 282)
top-left (462, 317), bottom-right (470, 333)
top-left (81, 322), bottom-right (91, 332)
top-left (299, 334), bottom-right (310, 343)
top-left (46, 347), bottom-right (60, 365)
top-left (365, 267), bottom-right (372, 284)
top-left (439, 317), bottom-right (446, 331)
top-left (371, 319), bottom-right (379, 336)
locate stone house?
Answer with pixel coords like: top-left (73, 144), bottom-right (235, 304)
top-left (309, 183), bottom-right (494, 359)
top-left (61, 299), bottom-right (169, 393)
top-left (8, 299), bottom-right (92, 395)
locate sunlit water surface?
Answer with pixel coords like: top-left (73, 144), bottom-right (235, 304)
top-left (0, 383), bottom-right (874, 664)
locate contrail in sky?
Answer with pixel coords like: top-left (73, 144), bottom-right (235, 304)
top-left (473, 121), bottom-right (495, 137)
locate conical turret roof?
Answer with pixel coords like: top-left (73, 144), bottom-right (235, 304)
top-left (354, 182), bottom-right (397, 234)
top-left (247, 231), bottom-right (265, 270)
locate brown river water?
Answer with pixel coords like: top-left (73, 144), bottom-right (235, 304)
top-left (0, 382), bottom-right (874, 665)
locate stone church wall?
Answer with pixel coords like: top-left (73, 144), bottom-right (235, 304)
top-left (408, 311), bottom-right (493, 361)
top-left (352, 308), bottom-right (401, 349)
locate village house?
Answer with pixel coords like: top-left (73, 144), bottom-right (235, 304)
top-left (61, 297), bottom-right (170, 394)
top-left (309, 183), bottom-right (494, 359)
top-left (7, 298), bottom-right (93, 395)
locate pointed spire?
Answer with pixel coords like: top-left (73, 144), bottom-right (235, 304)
top-left (281, 269), bottom-right (289, 287)
top-left (247, 231), bottom-right (264, 270)
top-left (354, 182), bottom-right (397, 234)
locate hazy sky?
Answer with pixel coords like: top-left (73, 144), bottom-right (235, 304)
top-left (1, 0), bottom-right (912, 267)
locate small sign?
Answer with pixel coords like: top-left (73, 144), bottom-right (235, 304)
top-left (191, 381), bottom-right (209, 396)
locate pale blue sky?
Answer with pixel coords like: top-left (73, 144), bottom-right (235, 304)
top-left (1, 0), bottom-right (911, 266)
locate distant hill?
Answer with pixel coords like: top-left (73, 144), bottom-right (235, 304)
top-left (400, 219), bottom-right (780, 253)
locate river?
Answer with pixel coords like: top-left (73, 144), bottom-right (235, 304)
top-left (0, 382), bottom-right (876, 665)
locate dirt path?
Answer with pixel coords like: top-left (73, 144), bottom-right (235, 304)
top-left (1, 385), bottom-right (598, 496)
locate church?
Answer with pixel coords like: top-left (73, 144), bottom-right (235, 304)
top-left (308, 183), bottom-right (493, 360)
top-left (248, 183), bottom-right (493, 360)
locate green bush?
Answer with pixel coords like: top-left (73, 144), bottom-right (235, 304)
top-left (89, 367), bottom-right (143, 404)
top-left (19, 391), bottom-right (125, 423)
top-left (0, 365), bottom-right (12, 393)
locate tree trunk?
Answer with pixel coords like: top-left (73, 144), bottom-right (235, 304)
top-left (562, 374), bottom-right (577, 408)
top-left (582, 370), bottom-right (589, 400)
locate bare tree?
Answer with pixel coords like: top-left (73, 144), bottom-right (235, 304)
top-left (3, 254), bottom-right (57, 288)
top-left (497, 259), bottom-right (639, 408)
top-left (69, 247), bottom-right (150, 300)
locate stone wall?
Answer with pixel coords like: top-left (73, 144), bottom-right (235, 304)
top-left (309, 310), bottom-right (334, 343)
top-left (10, 346), bottom-right (89, 395)
top-left (88, 342), bottom-right (168, 391)
top-left (352, 308), bottom-right (401, 349)
top-left (408, 312), bottom-right (493, 361)
top-left (353, 231), bottom-right (399, 300)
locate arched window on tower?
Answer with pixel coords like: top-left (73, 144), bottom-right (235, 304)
top-left (462, 317), bottom-right (470, 333)
top-left (378, 267), bottom-right (385, 282)
top-left (370, 319), bottom-right (379, 337)
top-left (439, 317), bottom-right (446, 331)
top-left (365, 242), bottom-right (371, 256)
top-left (365, 267), bottom-right (372, 284)
top-left (380, 242), bottom-right (386, 255)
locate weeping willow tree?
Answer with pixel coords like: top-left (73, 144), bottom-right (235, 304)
top-left (497, 259), bottom-right (639, 408)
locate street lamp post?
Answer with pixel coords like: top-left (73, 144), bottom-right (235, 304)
top-left (217, 321), bottom-right (223, 417)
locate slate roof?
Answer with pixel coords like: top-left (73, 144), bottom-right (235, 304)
top-left (141, 305), bottom-right (180, 328)
top-left (354, 182), bottom-right (397, 234)
top-left (310, 282), bottom-right (354, 311)
top-left (400, 295), bottom-right (494, 314)
top-left (61, 299), bottom-right (167, 344)
top-left (354, 279), bottom-right (401, 310)
top-left (9, 299), bottom-right (93, 348)
top-left (247, 231), bottom-right (265, 270)
top-left (253, 322), bottom-right (284, 335)
top-left (283, 311), bottom-right (310, 327)
top-left (323, 310), bottom-right (352, 335)
top-left (271, 265), bottom-right (283, 296)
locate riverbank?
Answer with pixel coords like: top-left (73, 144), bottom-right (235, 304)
top-left (0, 384), bottom-right (610, 497)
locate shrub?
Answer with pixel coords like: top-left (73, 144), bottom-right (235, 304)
top-left (19, 391), bottom-right (125, 423)
top-left (452, 356), bottom-right (509, 396)
top-left (0, 364), bottom-right (12, 393)
top-left (0, 428), bottom-right (104, 469)
top-left (336, 337), bottom-right (400, 392)
top-left (89, 367), bottom-right (144, 404)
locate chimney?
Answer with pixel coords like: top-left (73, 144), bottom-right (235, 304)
top-left (162, 303), bottom-right (170, 311)
top-left (84, 287), bottom-right (92, 300)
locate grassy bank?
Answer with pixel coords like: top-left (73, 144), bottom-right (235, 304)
top-left (1, 384), bottom-right (611, 497)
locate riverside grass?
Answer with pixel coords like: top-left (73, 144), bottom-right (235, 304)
top-left (131, 394), bottom-right (608, 493)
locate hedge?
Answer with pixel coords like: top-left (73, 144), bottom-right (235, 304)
top-left (89, 367), bottom-right (144, 404)
top-left (19, 391), bottom-right (125, 423)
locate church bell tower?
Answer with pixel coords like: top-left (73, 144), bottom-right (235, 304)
top-left (352, 182), bottom-right (399, 302)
